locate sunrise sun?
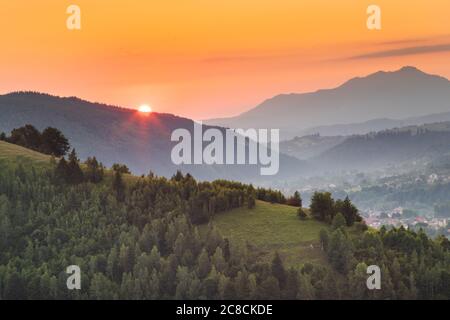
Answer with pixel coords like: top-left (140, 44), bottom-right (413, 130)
top-left (138, 104), bottom-right (152, 113)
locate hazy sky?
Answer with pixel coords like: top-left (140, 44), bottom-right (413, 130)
top-left (1, 0), bottom-right (450, 119)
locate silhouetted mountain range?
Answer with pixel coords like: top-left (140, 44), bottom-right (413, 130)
top-left (0, 92), bottom-right (308, 181)
top-left (206, 66), bottom-right (450, 140)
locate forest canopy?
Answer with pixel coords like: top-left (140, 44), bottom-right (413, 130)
top-left (0, 128), bottom-right (448, 300)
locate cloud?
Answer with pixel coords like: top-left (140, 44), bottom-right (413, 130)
top-left (376, 34), bottom-right (450, 46)
top-left (377, 38), bottom-right (428, 46)
top-left (348, 43), bottom-right (450, 60)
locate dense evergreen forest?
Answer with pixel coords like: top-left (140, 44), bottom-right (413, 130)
top-left (0, 148), bottom-right (449, 299)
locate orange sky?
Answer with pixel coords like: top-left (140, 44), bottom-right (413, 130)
top-left (1, 0), bottom-right (450, 119)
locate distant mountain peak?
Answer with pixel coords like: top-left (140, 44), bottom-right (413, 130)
top-left (376, 65), bottom-right (425, 76)
top-left (337, 66), bottom-right (450, 92)
top-left (399, 65), bottom-right (421, 72)
top-left (205, 66), bottom-right (450, 139)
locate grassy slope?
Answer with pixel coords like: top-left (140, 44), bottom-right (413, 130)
top-left (207, 200), bottom-right (330, 267)
top-left (0, 140), bottom-right (135, 185)
top-left (0, 140), bottom-right (50, 163)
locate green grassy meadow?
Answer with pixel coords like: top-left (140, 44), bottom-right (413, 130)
top-left (0, 140), bottom-right (51, 163)
top-left (206, 200), bottom-right (330, 267)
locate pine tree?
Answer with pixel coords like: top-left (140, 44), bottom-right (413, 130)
top-left (336, 196), bottom-right (361, 226)
top-left (55, 157), bottom-right (69, 183)
top-left (175, 266), bottom-right (192, 300)
top-left (112, 170), bottom-right (126, 202)
top-left (234, 269), bottom-right (250, 299)
top-left (271, 252), bottom-right (287, 289)
top-left (212, 247), bottom-right (227, 273)
top-left (85, 157), bottom-right (104, 183)
top-left (310, 192), bottom-right (335, 222)
top-left (203, 267), bottom-right (220, 299)
top-left (349, 262), bottom-right (369, 299)
top-left (327, 229), bottom-right (355, 274)
top-left (247, 193), bottom-right (256, 209)
top-left (67, 149), bottom-right (84, 184)
top-left (332, 212), bottom-right (346, 230)
top-left (297, 273), bottom-right (315, 300)
top-left (197, 249), bottom-right (211, 279)
top-left (287, 191), bottom-right (302, 207)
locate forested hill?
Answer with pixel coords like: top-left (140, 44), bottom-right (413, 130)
top-left (0, 142), bottom-right (449, 299)
top-left (0, 92), bottom-right (211, 177)
top-left (311, 121), bottom-right (450, 171)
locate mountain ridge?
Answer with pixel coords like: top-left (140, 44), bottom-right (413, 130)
top-left (310, 121), bottom-right (450, 172)
top-left (0, 91), bottom-right (309, 182)
top-left (205, 66), bottom-right (450, 140)
top-left (300, 111), bottom-right (450, 136)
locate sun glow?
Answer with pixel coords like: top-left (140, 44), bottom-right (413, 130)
top-left (138, 104), bottom-right (152, 113)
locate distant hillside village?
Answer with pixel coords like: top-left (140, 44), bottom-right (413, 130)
top-left (364, 208), bottom-right (449, 238)
top-left (276, 170), bottom-right (450, 239)
top-left (361, 171), bottom-right (450, 236)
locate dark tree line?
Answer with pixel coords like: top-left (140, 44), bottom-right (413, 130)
top-left (256, 188), bottom-right (302, 208)
top-left (1, 125), bottom-right (70, 157)
top-left (54, 149), bottom-right (104, 185)
top-left (310, 192), bottom-right (362, 227)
